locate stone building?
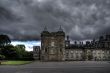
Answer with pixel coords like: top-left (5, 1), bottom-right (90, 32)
top-left (40, 26), bottom-right (65, 61)
top-left (65, 36), bottom-right (84, 61)
top-left (33, 27), bottom-right (110, 61)
top-left (92, 49), bottom-right (110, 61)
top-left (65, 48), bottom-right (84, 61)
top-left (33, 46), bottom-right (40, 60)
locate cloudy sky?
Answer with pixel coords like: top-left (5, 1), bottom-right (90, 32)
top-left (11, 41), bottom-right (41, 51)
top-left (0, 0), bottom-right (110, 41)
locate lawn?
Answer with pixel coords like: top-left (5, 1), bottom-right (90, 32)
top-left (1, 61), bottom-right (33, 65)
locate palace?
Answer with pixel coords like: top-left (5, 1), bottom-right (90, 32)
top-left (33, 26), bottom-right (110, 61)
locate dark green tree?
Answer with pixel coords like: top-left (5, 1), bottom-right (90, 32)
top-left (23, 51), bottom-right (33, 60)
top-left (1, 45), bottom-right (17, 60)
top-left (0, 54), bottom-right (5, 60)
top-left (0, 35), bottom-right (11, 47)
top-left (14, 45), bottom-right (26, 59)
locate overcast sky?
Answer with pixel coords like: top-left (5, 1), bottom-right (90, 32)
top-left (0, 0), bottom-right (110, 41)
top-left (11, 41), bottom-right (41, 51)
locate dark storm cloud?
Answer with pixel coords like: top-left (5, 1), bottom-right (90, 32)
top-left (0, 0), bottom-right (110, 40)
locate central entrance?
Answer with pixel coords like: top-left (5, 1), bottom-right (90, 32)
top-left (48, 47), bottom-right (58, 61)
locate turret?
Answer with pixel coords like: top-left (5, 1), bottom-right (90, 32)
top-left (57, 25), bottom-right (65, 36)
top-left (59, 25), bottom-right (63, 31)
top-left (41, 26), bottom-right (49, 37)
top-left (44, 26), bottom-right (48, 31)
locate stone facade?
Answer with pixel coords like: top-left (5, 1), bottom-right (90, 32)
top-left (40, 26), bottom-right (65, 61)
top-left (92, 49), bottom-right (110, 61)
top-left (65, 49), bottom-right (84, 61)
top-left (33, 46), bottom-right (40, 60)
top-left (33, 27), bottom-right (110, 61)
top-left (65, 48), bottom-right (110, 61)
top-left (64, 34), bottom-right (110, 61)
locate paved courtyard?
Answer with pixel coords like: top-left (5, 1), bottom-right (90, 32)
top-left (0, 61), bottom-right (110, 73)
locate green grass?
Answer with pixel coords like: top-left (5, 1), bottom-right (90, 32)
top-left (1, 61), bottom-right (32, 65)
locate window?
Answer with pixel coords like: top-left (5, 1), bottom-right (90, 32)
top-left (71, 54), bottom-right (74, 58)
top-left (107, 51), bottom-right (109, 54)
top-left (66, 44), bottom-right (68, 47)
top-left (76, 55), bottom-right (79, 59)
top-left (50, 48), bottom-right (55, 54)
top-left (51, 41), bottom-right (55, 46)
top-left (60, 48), bottom-right (62, 52)
top-left (71, 51), bottom-right (73, 53)
top-left (45, 48), bottom-right (47, 52)
top-left (76, 51), bottom-right (78, 53)
top-left (50, 49), bottom-right (54, 54)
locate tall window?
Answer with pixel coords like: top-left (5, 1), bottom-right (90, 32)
top-left (50, 48), bottom-right (55, 54)
top-left (51, 41), bottom-right (55, 46)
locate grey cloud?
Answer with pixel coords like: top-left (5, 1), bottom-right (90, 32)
top-left (0, 0), bottom-right (110, 41)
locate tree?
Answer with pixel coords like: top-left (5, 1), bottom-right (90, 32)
top-left (1, 45), bottom-right (17, 60)
top-left (23, 51), bottom-right (33, 60)
top-left (14, 45), bottom-right (33, 60)
top-left (0, 43), bottom-right (33, 60)
top-left (0, 54), bottom-right (5, 60)
top-left (14, 45), bottom-right (26, 59)
top-left (0, 35), bottom-right (11, 47)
